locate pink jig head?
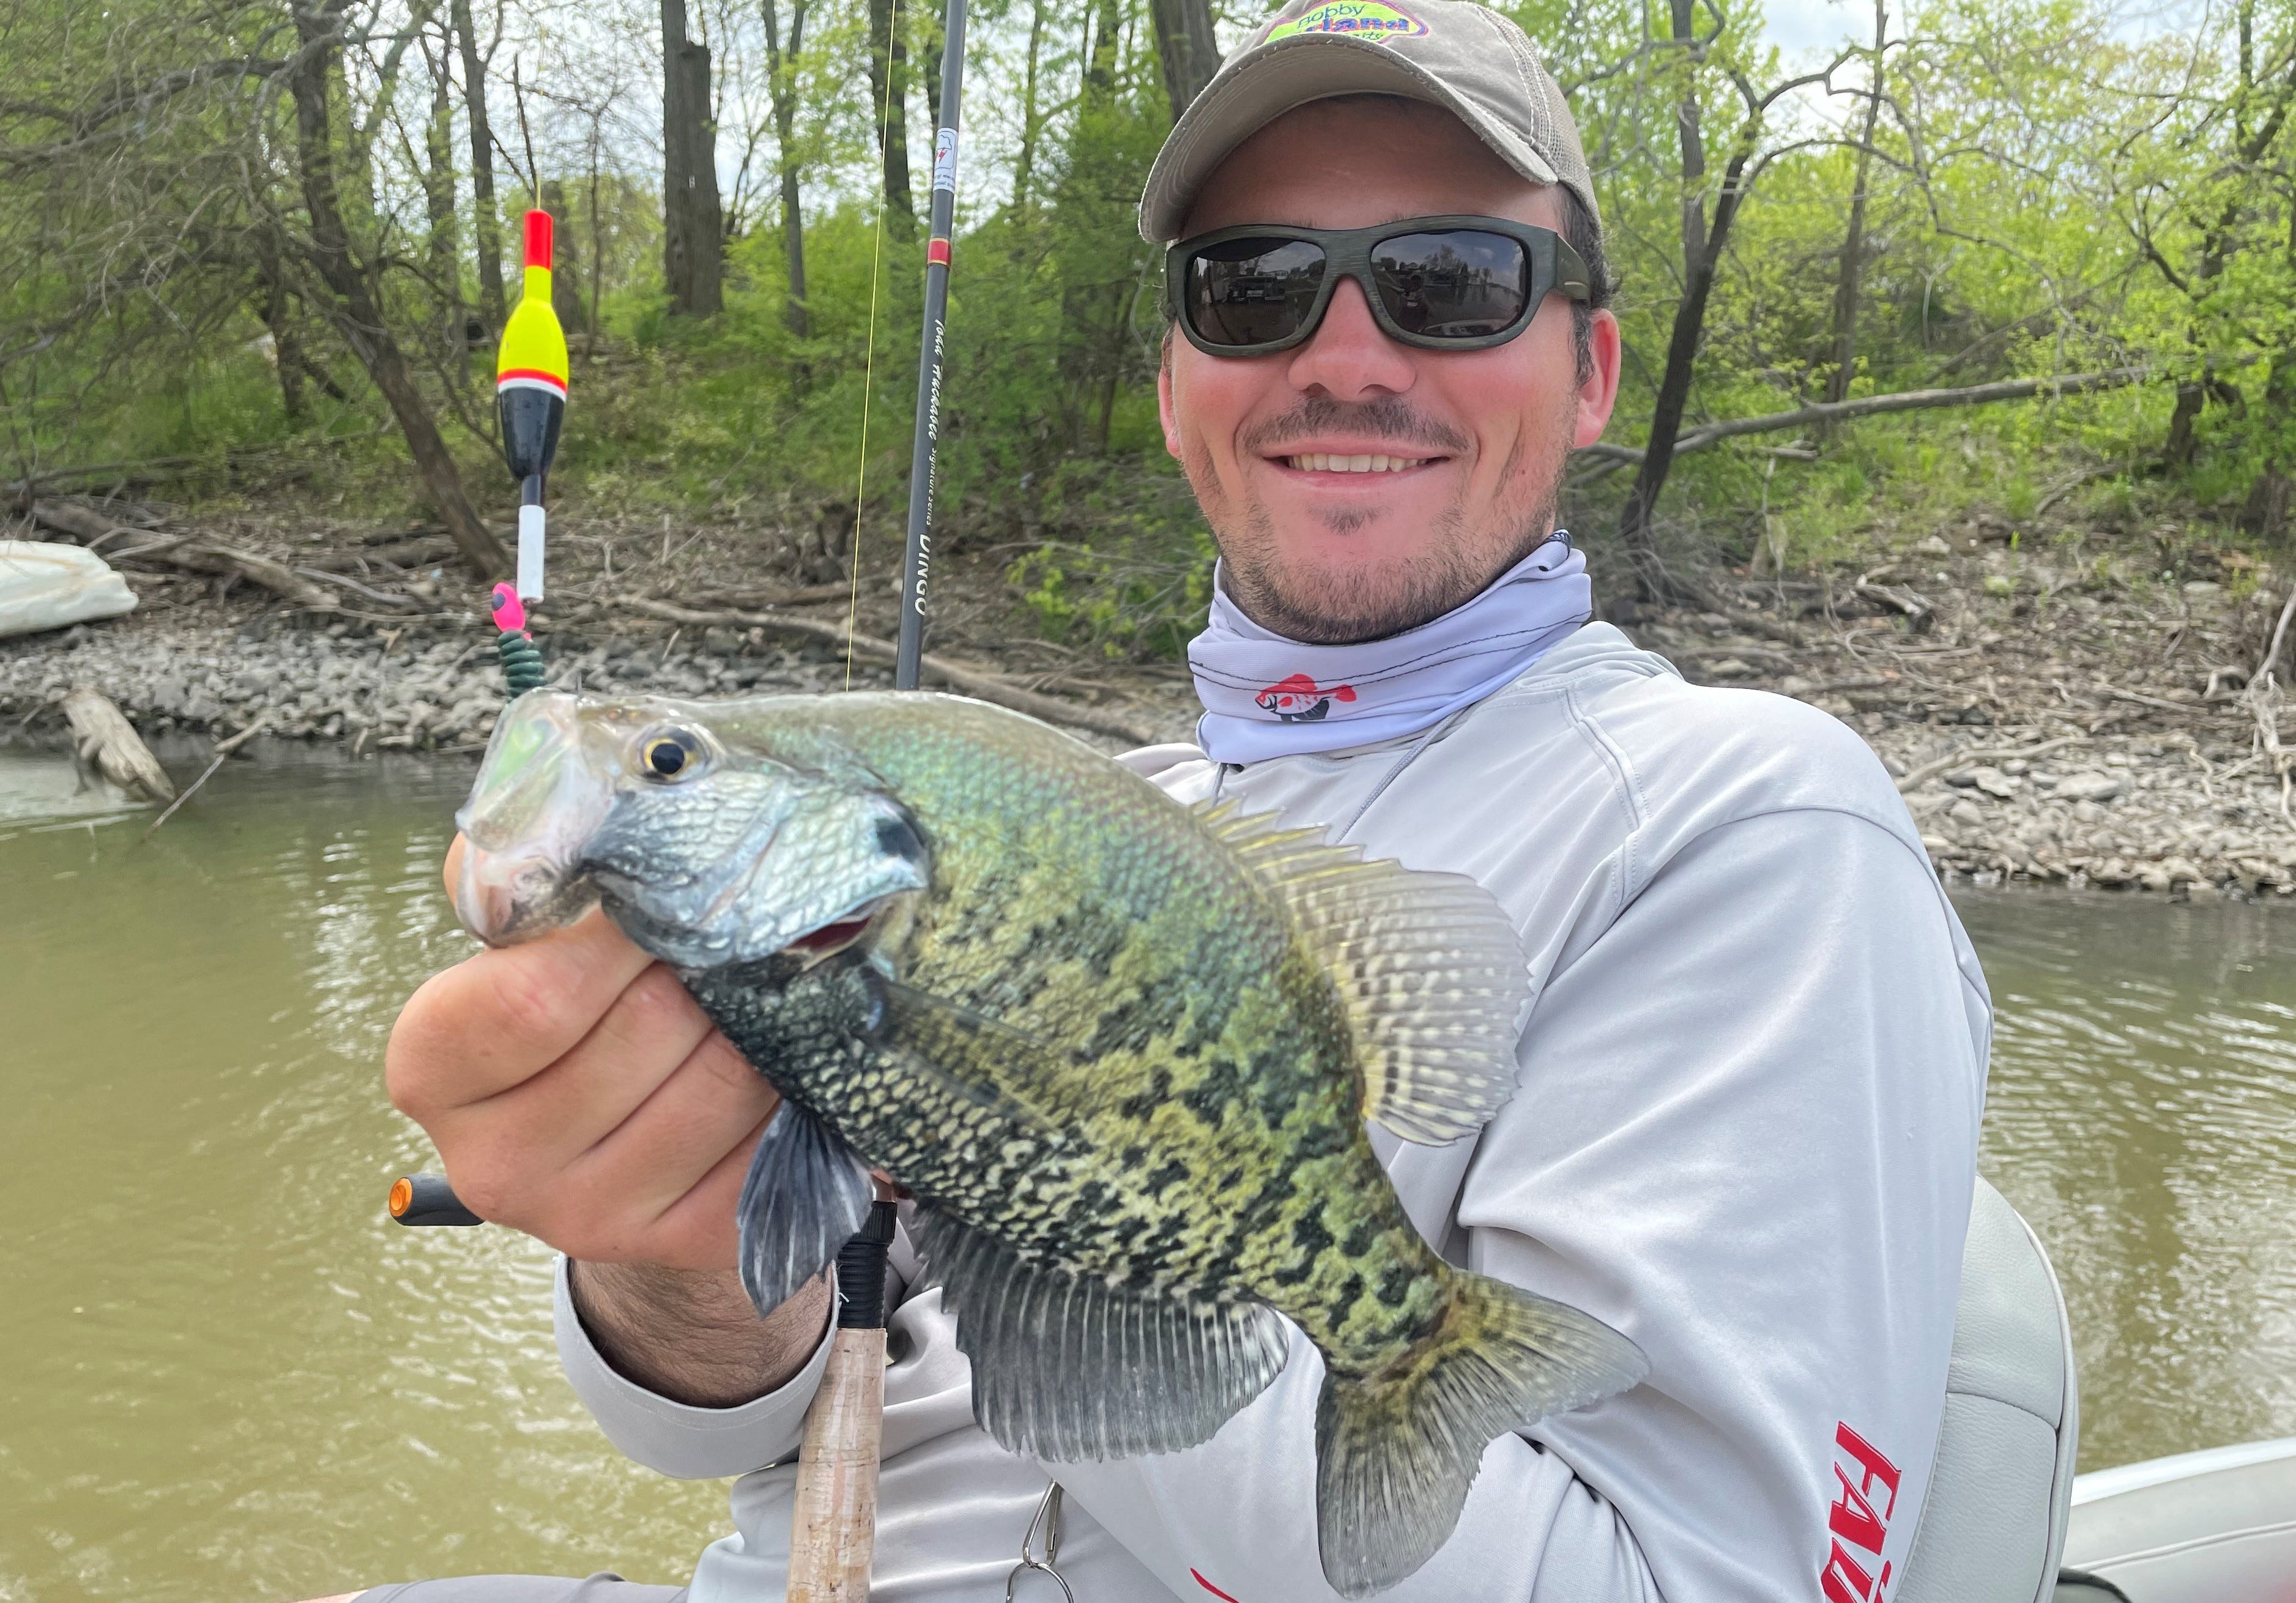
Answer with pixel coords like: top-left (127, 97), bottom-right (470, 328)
top-left (491, 583), bottom-right (530, 637)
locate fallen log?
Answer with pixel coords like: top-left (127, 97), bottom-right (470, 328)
top-left (61, 686), bottom-right (175, 803)
top-left (153, 543), bottom-right (338, 609)
top-left (30, 498), bottom-right (336, 609)
top-left (619, 597), bottom-right (1157, 746)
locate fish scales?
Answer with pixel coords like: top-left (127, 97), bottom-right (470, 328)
top-left (455, 689), bottom-right (1645, 1596)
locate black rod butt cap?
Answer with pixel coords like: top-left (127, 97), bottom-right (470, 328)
top-left (389, 1173), bottom-right (485, 1227)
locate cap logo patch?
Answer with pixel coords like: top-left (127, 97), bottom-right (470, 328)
top-left (1267, 0), bottom-right (1430, 42)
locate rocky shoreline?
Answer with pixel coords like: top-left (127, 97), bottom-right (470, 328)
top-left (3, 516), bottom-right (2291, 900)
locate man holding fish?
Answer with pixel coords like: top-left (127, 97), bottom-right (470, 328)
top-left (360, 4), bottom-right (1988, 1600)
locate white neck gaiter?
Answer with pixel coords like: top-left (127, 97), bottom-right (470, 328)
top-left (1186, 533), bottom-right (1592, 765)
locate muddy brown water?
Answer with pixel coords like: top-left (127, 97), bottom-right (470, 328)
top-left (1, 746), bottom-right (2290, 1602)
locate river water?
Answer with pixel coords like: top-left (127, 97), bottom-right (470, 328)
top-left (0, 747), bottom-right (2290, 1602)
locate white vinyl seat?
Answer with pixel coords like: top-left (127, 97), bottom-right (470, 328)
top-left (1895, 1178), bottom-right (2080, 1603)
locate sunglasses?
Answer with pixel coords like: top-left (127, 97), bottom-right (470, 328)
top-left (1166, 215), bottom-right (1591, 357)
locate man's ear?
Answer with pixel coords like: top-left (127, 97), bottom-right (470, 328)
top-left (1159, 325), bottom-right (1183, 460)
top-left (1573, 308), bottom-right (1622, 450)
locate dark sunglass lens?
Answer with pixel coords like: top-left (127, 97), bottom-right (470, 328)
top-left (1187, 238), bottom-right (1326, 348)
top-left (1372, 231), bottom-right (1529, 339)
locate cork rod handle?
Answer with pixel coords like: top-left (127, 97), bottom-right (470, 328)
top-left (786, 1327), bottom-right (889, 1601)
top-left (786, 1199), bottom-right (899, 1601)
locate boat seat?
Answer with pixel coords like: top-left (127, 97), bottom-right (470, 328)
top-left (1895, 1178), bottom-right (2080, 1603)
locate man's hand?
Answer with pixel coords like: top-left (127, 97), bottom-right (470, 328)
top-left (384, 838), bottom-right (831, 1406)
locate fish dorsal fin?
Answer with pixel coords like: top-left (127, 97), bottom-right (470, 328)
top-left (912, 1208), bottom-right (1290, 1462)
top-left (1195, 801), bottom-right (1531, 1145)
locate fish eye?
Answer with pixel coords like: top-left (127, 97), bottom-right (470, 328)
top-left (637, 727), bottom-right (703, 781)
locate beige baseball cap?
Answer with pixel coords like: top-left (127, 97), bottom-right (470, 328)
top-left (1138, 0), bottom-right (1597, 243)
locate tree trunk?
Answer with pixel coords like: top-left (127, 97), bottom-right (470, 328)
top-left (1014, 0), bottom-right (1046, 210)
top-left (254, 237), bottom-right (307, 427)
top-left (587, 127), bottom-right (606, 346)
top-left (866, 0), bottom-right (914, 239)
top-left (661, 0), bottom-right (726, 317)
top-left (422, 65), bottom-right (464, 335)
top-left (1147, 0), bottom-right (1219, 121)
top-left (1824, 0), bottom-right (1886, 408)
top-left (922, 14), bottom-right (943, 132)
top-left (763, 0), bottom-right (810, 339)
top-left (1618, 168), bottom-right (1755, 596)
top-left (1670, 0), bottom-right (1706, 273)
top-left (1088, 0), bottom-right (1121, 95)
top-left (2164, 379), bottom-right (2205, 469)
top-left (541, 179), bottom-right (587, 333)
top-left (288, 2), bottom-right (507, 580)
top-left (450, 0), bottom-right (505, 332)
top-left (1616, 2), bottom-right (1722, 596)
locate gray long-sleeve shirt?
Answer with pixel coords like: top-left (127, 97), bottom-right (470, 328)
top-left (554, 623), bottom-right (1988, 1601)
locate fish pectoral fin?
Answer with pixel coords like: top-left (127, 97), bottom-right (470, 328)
top-left (872, 977), bottom-right (1090, 1133)
top-left (735, 1099), bottom-right (875, 1317)
top-left (1193, 802), bottom-right (1533, 1147)
top-left (912, 1208), bottom-right (1290, 1464)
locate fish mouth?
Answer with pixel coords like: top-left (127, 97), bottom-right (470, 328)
top-left (451, 690), bottom-right (614, 947)
top-left (780, 896), bottom-right (897, 964)
top-left (456, 835), bottom-right (602, 946)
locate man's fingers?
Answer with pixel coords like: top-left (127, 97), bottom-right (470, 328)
top-left (581, 1107), bottom-right (776, 1271)
top-left (480, 987), bottom-right (774, 1221)
top-left (387, 909), bottom-right (654, 1116)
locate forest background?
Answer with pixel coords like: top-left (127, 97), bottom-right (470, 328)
top-left (1, 0), bottom-right (2289, 660)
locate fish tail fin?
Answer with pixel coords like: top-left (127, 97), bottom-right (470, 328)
top-left (1313, 1272), bottom-right (1646, 1597)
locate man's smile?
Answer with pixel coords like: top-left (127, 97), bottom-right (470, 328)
top-left (1261, 440), bottom-right (1452, 483)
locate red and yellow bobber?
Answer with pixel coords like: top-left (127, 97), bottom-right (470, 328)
top-left (496, 209), bottom-right (568, 604)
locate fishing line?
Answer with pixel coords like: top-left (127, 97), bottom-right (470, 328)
top-left (844, 0), bottom-right (904, 691)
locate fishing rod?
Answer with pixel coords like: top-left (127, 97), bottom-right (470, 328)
top-left (894, 0), bottom-right (967, 690)
top-left (395, 7), bottom-right (972, 1586)
top-left (785, 5), bottom-right (967, 1593)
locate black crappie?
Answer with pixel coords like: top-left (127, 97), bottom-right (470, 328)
top-left (453, 688), bottom-right (1644, 1595)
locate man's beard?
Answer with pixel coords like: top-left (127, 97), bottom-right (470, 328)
top-left (1194, 396), bottom-right (1570, 645)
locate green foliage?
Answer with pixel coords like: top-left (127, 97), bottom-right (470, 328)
top-left (0, 0), bottom-right (2286, 655)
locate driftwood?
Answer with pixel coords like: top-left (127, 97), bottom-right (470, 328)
top-left (31, 499), bottom-right (336, 609)
top-left (142, 716), bottom-right (270, 839)
top-left (1854, 580), bottom-right (1934, 629)
top-left (61, 686), bottom-right (175, 803)
top-left (1893, 733), bottom-right (2087, 795)
top-left (304, 533), bottom-right (461, 573)
top-left (682, 582), bottom-right (855, 609)
top-left (620, 597), bottom-right (1158, 746)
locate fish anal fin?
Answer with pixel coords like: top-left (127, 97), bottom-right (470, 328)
top-left (1192, 802), bottom-right (1532, 1145)
top-left (913, 1209), bottom-right (1290, 1463)
top-left (735, 1099), bottom-right (875, 1317)
top-left (1315, 1271), bottom-right (1647, 1596)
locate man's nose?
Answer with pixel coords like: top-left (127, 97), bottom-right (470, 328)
top-left (1285, 277), bottom-right (1416, 401)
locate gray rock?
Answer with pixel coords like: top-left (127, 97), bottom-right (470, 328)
top-left (2056, 771), bottom-right (2125, 803)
